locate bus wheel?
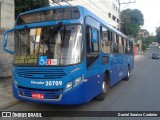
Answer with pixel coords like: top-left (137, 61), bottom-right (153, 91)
top-left (95, 75), bottom-right (109, 101)
top-left (124, 67), bottom-right (130, 81)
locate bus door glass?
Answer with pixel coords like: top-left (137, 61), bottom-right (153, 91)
top-left (100, 26), bottom-right (111, 64)
top-left (86, 26), bottom-right (99, 68)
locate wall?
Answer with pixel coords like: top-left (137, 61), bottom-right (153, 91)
top-left (0, 0), bottom-right (14, 77)
top-left (0, 0), bottom-right (15, 29)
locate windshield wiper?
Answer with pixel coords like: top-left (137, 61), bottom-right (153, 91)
top-left (47, 22), bottom-right (63, 55)
top-left (52, 22), bottom-right (63, 33)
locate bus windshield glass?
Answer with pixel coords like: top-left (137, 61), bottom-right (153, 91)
top-left (14, 24), bottom-right (83, 66)
top-left (16, 8), bottom-right (80, 26)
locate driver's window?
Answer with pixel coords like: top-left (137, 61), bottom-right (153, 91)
top-left (86, 26), bottom-right (99, 68)
top-left (91, 28), bottom-right (99, 52)
top-left (86, 26), bottom-right (99, 53)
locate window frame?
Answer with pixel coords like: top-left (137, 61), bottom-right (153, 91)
top-left (100, 26), bottom-right (111, 54)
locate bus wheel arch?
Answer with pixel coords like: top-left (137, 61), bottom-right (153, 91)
top-left (95, 70), bottom-right (110, 101)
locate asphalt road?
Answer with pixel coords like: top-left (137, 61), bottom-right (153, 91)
top-left (3, 47), bottom-right (160, 119)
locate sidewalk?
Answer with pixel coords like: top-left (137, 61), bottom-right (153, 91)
top-left (134, 53), bottom-right (144, 61)
top-left (0, 77), bottom-right (19, 110)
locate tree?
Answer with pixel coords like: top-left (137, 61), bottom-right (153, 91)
top-left (144, 36), bottom-right (156, 46)
top-left (15, 0), bottom-right (49, 18)
top-left (141, 43), bottom-right (147, 51)
top-left (120, 9), bottom-right (144, 38)
top-left (140, 29), bottom-right (149, 36)
top-left (156, 27), bottom-right (160, 43)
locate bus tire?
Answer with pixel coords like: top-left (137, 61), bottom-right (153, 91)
top-left (95, 74), bottom-right (109, 101)
top-left (124, 67), bottom-right (130, 81)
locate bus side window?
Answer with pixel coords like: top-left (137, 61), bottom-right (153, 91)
top-left (124, 39), bottom-right (127, 54)
top-left (128, 41), bottom-right (130, 54)
top-left (86, 26), bottom-right (92, 53)
top-left (125, 41), bottom-right (130, 54)
top-left (118, 36), bottom-right (124, 54)
top-left (86, 26), bottom-right (99, 53)
top-left (91, 28), bottom-right (99, 52)
top-left (130, 42), bottom-right (133, 54)
top-left (101, 26), bottom-right (111, 54)
top-left (113, 33), bottom-right (118, 53)
top-left (108, 30), bottom-right (111, 41)
top-left (86, 26), bottom-right (99, 68)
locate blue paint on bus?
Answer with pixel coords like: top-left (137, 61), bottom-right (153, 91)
top-left (4, 5), bottom-right (134, 104)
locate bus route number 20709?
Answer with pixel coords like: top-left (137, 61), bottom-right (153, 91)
top-left (45, 81), bottom-right (62, 86)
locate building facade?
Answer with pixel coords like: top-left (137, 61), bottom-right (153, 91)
top-left (0, 0), bottom-right (14, 29)
top-left (50, 0), bottom-right (120, 29)
top-left (0, 0), bottom-right (14, 77)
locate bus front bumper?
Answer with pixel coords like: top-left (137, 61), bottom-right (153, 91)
top-left (12, 81), bottom-right (89, 105)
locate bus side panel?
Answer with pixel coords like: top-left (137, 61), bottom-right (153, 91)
top-left (110, 54), bottom-right (124, 86)
top-left (130, 55), bottom-right (134, 72)
top-left (84, 74), bottom-right (104, 101)
top-left (85, 57), bottom-right (106, 100)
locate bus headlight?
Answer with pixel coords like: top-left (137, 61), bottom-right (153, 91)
top-left (74, 77), bottom-right (82, 86)
top-left (74, 74), bottom-right (84, 86)
top-left (13, 78), bottom-right (18, 88)
top-left (65, 82), bottom-right (73, 91)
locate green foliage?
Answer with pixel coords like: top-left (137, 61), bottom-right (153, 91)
top-left (141, 43), bottom-right (147, 51)
top-left (143, 36), bottom-right (156, 46)
top-left (156, 27), bottom-right (160, 43)
top-left (15, 0), bottom-right (49, 18)
top-left (120, 9), bottom-right (144, 38)
top-left (136, 44), bottom-right (139, 47)
top-left (140, 29), bottom-right (149, 36)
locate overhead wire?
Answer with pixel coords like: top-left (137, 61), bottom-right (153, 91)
top-left (99, 0), bottom-right (114, 15)
top-left (63, 0), bottom-right (72, 5)
top-left (81, 0), bottom-right (109, 17)
top-left (52, 1), bottom-right (62, 6)
top-left (50, 0), bottom-right (117, 22)
top-left (88, 0), bottom-right (109, 16)
top-left (100, 0), bottom-right (109, 8)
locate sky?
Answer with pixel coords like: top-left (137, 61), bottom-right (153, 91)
top-left (121, 0), bottom-right (160, 34)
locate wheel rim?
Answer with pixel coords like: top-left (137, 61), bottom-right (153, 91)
top-left (102, 81), bottom-right (107, 93)
top-left (128, 69), bottom-right (130, 78)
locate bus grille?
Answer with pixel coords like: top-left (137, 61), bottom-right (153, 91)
top-left (16, 69), bottom-right (67, 79)
top-left (18, 86), bottom-right (62, 100)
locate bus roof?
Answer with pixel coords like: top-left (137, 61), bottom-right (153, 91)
top-left (17, 5), bottom-right (131, 41)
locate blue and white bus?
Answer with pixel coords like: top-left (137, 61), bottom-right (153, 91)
top-left (3, 5), bottom-right (134, 104)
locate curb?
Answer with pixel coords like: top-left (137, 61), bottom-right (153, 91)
top-left (0, 76), bottom-right (20, 110)
top-left (0, 99), bottom-right (20, 110)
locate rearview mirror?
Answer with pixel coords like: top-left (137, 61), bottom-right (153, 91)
top-left (3, 29), bottom-right (15, 55)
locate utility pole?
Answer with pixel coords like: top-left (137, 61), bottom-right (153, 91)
top-left (118, 0), bottom-right (136, 31)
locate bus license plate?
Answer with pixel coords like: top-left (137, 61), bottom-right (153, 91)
top-left (32, 93), bottom-right (44, 99)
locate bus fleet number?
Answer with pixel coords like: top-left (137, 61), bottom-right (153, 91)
top-left (45, 81), bottom-right (62, 86)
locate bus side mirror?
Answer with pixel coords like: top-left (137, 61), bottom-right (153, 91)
top-left (3, 29), bottom-right (15, 55)
top-left (4, 33), bottom-right (8, 48)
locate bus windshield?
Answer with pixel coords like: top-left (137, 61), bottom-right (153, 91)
top-left (16, 8), bottom-right (80, 26)
top-left (14, 24), bottom-right (83, 66)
